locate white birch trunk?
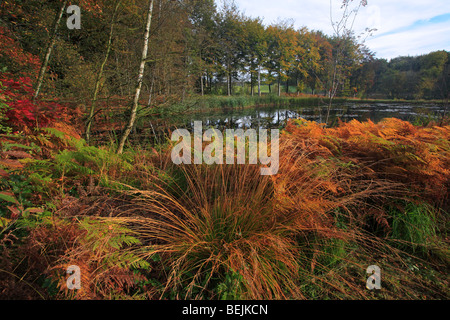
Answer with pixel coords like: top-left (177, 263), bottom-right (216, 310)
top-left (117, 0), bottom-right (154, 154)
top-left (86, 0), bottom-right (121, 144)
top-left (33, 0), bottom-right (67, 106)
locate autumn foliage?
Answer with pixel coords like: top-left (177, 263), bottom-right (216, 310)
top-left (0, 27), bottom-right (77, 131)
top-left (0, 74), bottom-right (71, 130)
top-left (0, 27), bottom-right (41, 79)
top-left (1, 116), bottom-right (449, 300)
top-left (0, 0), bottom-right (449, 301)
top-left (90, 118), bottom-right (448, 299)
top-left (282, 118), bottom-right (450, 208)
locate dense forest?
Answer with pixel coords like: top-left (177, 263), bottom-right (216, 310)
top-left (1, 0), bottom-right (449, 102)
top-left (0, 0), bottom-right (449, 302)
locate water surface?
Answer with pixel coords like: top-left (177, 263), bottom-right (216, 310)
top-left (146, 102), bottom-right (446, 133)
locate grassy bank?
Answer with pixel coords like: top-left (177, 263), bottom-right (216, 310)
top-left (151, 95), bottom-right (327, 117)
top-left (149, 94), bottom-right (447, 118)
top-left (0, 117), bottom-right (449, 299)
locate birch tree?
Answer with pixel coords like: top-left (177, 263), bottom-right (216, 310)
top-left (33, 0), bottom-right (67, 106)
top-left (325, 0), bottom-right (368, 124)
top-left (85, 0), bottom-right (122, 144)
top-left (117, 0), bottom-right (154, 154)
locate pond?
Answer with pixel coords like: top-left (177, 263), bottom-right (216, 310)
top-left (142, 102), bottom-right (447, 135)
top-left (119, 101), bottom-right (447, 145)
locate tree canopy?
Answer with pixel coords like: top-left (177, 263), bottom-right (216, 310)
top-left (0, 0), bottom-right (448, 132)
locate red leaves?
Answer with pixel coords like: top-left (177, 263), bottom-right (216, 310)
top-left (0, 27), bottom-right (41, 79)
top-left (1, 76), bottom-right (36, 128)
top-left (9, 99), bottom-right (36, 123)
top-left (0, 27), bottom-right (68, 131)
top-left (0, 75), bottom-right (65, 130)
top-left (0, 169), bottom-right (9, 178)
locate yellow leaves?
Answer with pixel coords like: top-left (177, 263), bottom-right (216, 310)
top-left (0, 217), bottom-right (12, 229)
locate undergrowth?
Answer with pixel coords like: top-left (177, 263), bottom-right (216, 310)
top-left (0, 118), bottom-right (449, 300)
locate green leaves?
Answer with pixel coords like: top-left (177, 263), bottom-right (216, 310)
top-left (0, 191), bottom-right (19, 204)
top-left (0, 188), bottom-right (46, 232)
top-left (265, 24), bottom-right (299, 84)
top-left (215, 270), bottom-right (244, 300)
top-left (390, 202), bottom-right (438, 254)
top-left (79, 217), bottom-right (150, 271)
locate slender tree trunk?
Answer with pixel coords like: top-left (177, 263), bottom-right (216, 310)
top-left (277, 76), bottom-right (281, 97)
top-left (34, 0), bottom-right (67, 103)
top-left (209, 74), bottom-right (212, 93)
top-left (227, 62), bottom-right (232, 96)
top-left (227, 69), bottom-right (232, 96)
top-left (147, 75), bottom-right (155, 107)
top-left (117, 0), bottom-right (154, 154)
top-left (158, 0), bottom-right (162, 20)
top-left (257, 64), bottom-right (261, 96)
top-left (114, 51), bottom-right (124, 97)
top-left (86, 0), bottom-right (121, 144)
top-left (326, 56), bottom-right (341, 125)
top-left (250, 71), bottom-right (254, 96)
top-left (200, 73), bottom-right (204, 96)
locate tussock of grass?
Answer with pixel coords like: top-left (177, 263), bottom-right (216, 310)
top-left (120, 164), bottom-right (302, 299)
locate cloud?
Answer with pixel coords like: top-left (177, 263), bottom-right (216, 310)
top-left (366, 20), bottom-right (450, 59)
top-left (222, 0), bottom-right (450, 59)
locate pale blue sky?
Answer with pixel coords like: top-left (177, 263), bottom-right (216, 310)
top-left (216, 0), bottom-right (450, 60)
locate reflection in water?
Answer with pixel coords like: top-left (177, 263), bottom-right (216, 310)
top-left (170, 103), bottom-right (445, 130)
top-left (135, 102), bottom-right (446, 143)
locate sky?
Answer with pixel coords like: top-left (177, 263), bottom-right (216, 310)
top-left (216, 0), bottom-right (450, 60)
